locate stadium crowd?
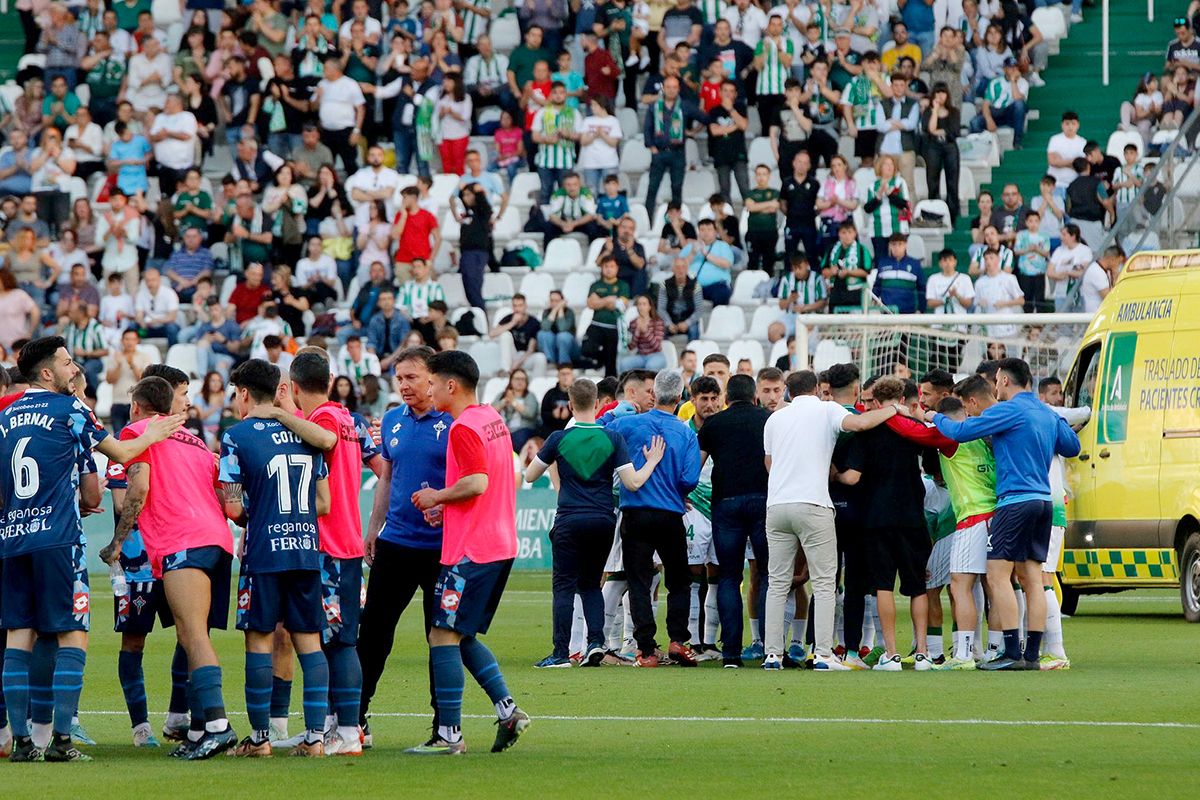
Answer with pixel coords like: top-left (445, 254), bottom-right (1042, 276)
top-left (0, 0), bottom-right (1176, 453)
top-left (0, 0), bottom-right (1174, 766)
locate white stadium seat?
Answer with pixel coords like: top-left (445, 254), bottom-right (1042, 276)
top-left (731, 269), bottom-right (770, 307)
top-left (748, 305), bottom-right (787, 340)
top-left (508, 172), bottom-right (541, 207)
top-left (542, 238), bottom-right (584, 273)
top-left (518, 271), bottom-right (555, 311)
top-left (482, 272), bottom-right (515, 304)
top-left (685, 339), bottom-right (721, 363)
top-left (727, 340), bottom-right (765, 372)
top-left (166, 344), bottom-right (200, 378)
top-left (703, 306), bottom-right (745, 342)
top-left (619, 139), bottom-right (653, 175)
top-left (561, 272), bottom-right (595, 308)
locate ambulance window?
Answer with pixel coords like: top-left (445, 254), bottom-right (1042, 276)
top-left (1069, 343), bottom-right (1101, 409)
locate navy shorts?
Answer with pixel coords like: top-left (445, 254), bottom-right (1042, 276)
top-left (432, 558), bottom-right (514, 638)
top-left (114, 580), bottom-right (174, 634)
top-left (1, 543), bottom-right (90, 633)
top-left (237, 569), bottom-right (324, 634)
top-left (161, 546), bottom-right (232, 631)
top-left (988, 500), bottom-right (1053, 563)
top-left (320, 555), bottom-right (364, 647)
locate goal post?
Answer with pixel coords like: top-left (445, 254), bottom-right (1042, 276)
top-left (793, 312), bottom-right (1095, 381)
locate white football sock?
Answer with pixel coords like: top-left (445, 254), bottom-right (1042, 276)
top-left (749, 617), bottom-right (761, 643)
top-left (569, 594), bottom-right (587, 656)
top-left (31, 722), bottom-right (52, 748)
top-left (862, 595), bottom-right (878, 649)
top-left (703, 583), bottom-right (719, 644)
top-left (602, 579), bottom-right (627, 650)
top-left (1043, 586), bottom-right (1067, 659)
top-left (987, 629), bottom-right (1003, 651)
top-left (688, 581), bottom-right (701, 643)
top-left (783, 589), bottom-right (796, 634)
top-left (928, 631), bottom-right (943, 658)
top-left (834, 588), bottom-right (845, 648)
top-left (1015, 584), bottom-right (1027, 641)
top-left (791, 617), bottom-right (807, 645)
top-left (337, 724), bottom-right (359, 743)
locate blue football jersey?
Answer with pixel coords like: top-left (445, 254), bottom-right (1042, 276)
top-left (219, 418), bottom-right (328, 574)
top-left (351, 411), bottom-right (380, 463)
top-left (0, 388), bottom-right (108, 557)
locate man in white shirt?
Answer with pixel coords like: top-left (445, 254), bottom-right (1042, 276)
top-left (722, 0), bottom-right (768, 47)
top-left (147, 92), bottom-right (199, 197)
top-left (347, 145), bottom-right (402, 228)
top-left (464, 35), bottom-right (510, 118)
top-left (925, 247), bottom-right (975, 327)
top-left (338, 0), bottom-right (382, 45)
top-left (135, 267), bottom-right (182, 345)
top-left (1080, 245), bottom-right (1123, 313)
top-left (337, 335), bottom-right (382, 382)
top-left (1046, 223), bottom-right (1092, 312)
top-left (65, 106), bottom-right (106, 182)
top-left (96, 188), bottom-right (143, 295)
top-left (1046, 110), bottom-right (1086, 192)
top-left (761, 369), bottom-right (899, 670)
top-left (125, 37), bottom-right (173, 114)
top-left (315, 56), bottom-right (367, 172)
top-left (973, 249), bottom-right (1024, 338)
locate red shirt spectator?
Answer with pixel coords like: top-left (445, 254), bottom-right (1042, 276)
top-left (393, 206), bottom-right (439, 264)
top-left (228, 263), bottom-right (273, 323)
top-left (584, 45), bottom-right (618, 103)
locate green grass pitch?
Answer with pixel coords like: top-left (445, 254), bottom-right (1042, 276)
top-left (5, 574), bottom-right (1199, 798)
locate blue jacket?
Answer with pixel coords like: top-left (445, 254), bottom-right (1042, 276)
top-left (366, 310), bottom-right (411, 359)
top-left (872, 255), bottom-right (927, 313)
top-left (933, 392), bottom-right (1081, 506)
top-left (609, 409), bottom-right (700, 514)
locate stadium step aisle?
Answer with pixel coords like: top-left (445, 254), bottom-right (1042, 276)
top-left (942, 0), bottom-right (1168, 262)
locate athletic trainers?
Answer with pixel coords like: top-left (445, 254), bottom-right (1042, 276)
top-left (269, 719), bottom-right (289, 743)
top-left (842, 653), bottom-right (869, 670)
top-left (977, 655), bottom-right (1025, 671)
top-left (813, 654), bottom-right (851, 671)
top-left (1070, 12), bottom-right (1083, 22)
top-left (668, 641), bottom-right (698, 666)
top-left (722, 658), bottom-right (741, 668)
top-left (935, 656), bottom-right (978, 671)
top-left (324, 729), bottom-right (363, 756)
top-left (233, 736), bottom-right (273, 757)
top-left (272, 730), bottom-right (306, 748)
top-left (9, 737), bottom-right (43, 762)
top-left (186, 726), bottom-right (239, 760)
top-left (618, 639), bottom-right (638, 662)
top-left (289, 738), bottom-right (326, 757)
top-left (168, 739), bottom-right (198, 759)
top-left (913, 653), bottom-right (933, 672)
top-left (582, 644), bottom-right (606, 667)
top-left (862, 646), bottom-right (886, 667)
top-left (1028, 71), bottom-right (1045, 87)
top-left (873, 653), bottom-right (902, 672)
top-left (44, 736), bottom-right (93, 762)
top-left (162, 721), bottom-right (190, 743)
top-left (0, 727), bottom-right (11, 759)
top-left (980, 647), bottom-right (1002, 665)
top-left (635, 652), bottom-right (659, 667)
top-left (787, 642), bottom-right (807, 662)
top-left (361, 721), bottom-right (373, 749)
top-left (492, 708), bottom-right (530, 752)
top-left (406, 736), bottom-right (465, 755)
top-left (693, 644), bottom-right (721, 663)
top-left (69, 721), bottom-right (96, 746)
top-left (761, 653), bottom-right (783, 670)
top-left (534, 654), bottom-right (573, 668)
top-left (1038, 654), bottom-right (1071, 671)
top-left (132, 722), bottom-right (160, 747)
top-left (741, 640), bottom-right (765, 661)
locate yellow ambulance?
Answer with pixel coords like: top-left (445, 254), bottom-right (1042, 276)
top-left (1060, 249), bottom-right (1200, 620)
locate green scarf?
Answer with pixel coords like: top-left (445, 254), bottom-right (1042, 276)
top-left (416, 97), bottom-right (435, 162)
top-left (653, 97), bottom-right (684, 143)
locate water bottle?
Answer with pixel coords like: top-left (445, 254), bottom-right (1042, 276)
top-left (420, 482), bottom-right (444, 527)
top-left (109, 561), bottom-right (128, 598)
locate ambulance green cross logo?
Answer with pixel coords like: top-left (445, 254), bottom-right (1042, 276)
top-left (1098, 332), bottom-right (1137, 445)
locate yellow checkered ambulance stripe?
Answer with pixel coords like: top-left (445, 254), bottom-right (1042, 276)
top-left (1061, 549), bottom-right (1178, 583)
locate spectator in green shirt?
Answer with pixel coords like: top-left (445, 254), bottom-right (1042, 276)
top-left (582, 255), bottom-right (630, 376)
top-left (41, 76), bottom-right (81, 131)
top-left (744, 164), bottom-right (781, 275)
top-left (506, 26), bottom-right (553, 105)
top-left (173, 168), bottom-right (215, 234)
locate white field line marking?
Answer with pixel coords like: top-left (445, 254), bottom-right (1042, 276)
top-left (75, 710), bottom-right (1199, 729)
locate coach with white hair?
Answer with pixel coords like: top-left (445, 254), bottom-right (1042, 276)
top-left (609, 370), bottom-right (702, 667)
top-left (761, 370), bottom-right (901, 670)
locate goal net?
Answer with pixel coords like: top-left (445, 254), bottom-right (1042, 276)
top-left (793, 312), bottom-right (1094, 382)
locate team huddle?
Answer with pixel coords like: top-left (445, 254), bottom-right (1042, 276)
top-left (0, 337), bottom-right (527, 761)
top-left (524, 353), bottom-right (1083, 675)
